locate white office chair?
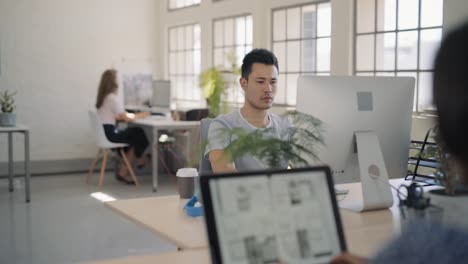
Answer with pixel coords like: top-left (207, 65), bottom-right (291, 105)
top-left (87, 110), bottom-right (139, 187)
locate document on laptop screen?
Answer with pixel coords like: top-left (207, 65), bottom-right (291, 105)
top-left (209, 170), bottom-right (342, 264)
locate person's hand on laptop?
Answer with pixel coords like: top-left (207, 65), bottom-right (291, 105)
top-left (330, 252), bottom-right (367, 264)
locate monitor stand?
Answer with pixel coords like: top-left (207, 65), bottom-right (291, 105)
top-left (339, 131), bottom-right (394, 212)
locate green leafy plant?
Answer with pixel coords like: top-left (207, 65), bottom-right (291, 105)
top-left (200, 49), bottom-right (242, 118)
top-left (199, 67), bottom-right (227, 118)
top-left (0, 90), bottom-right (17, 113)
top-left (211, 111), bottom-right (325, 168)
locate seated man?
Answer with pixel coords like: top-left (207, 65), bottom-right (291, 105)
top-left (205, 49), bottom-right (292, 173)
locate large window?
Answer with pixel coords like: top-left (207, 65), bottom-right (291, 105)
top-left (169, 0), bottom-right (200, 10)
top-left (354, 0), bottom-right (444, 112)
top-left (168, 24), bottom-right (202, 103)
top-left (213, 14), bottom-right (253, 103)
top-left (272, 2), bottom-right (332, 105)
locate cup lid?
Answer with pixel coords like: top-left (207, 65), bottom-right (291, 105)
top-left (176, 168), bottom-right (198, 177)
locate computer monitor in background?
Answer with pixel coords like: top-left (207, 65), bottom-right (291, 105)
top-left (151, 80), bottom-right (171, 109)
top-left (123, 74), bottom-right (153, 106)
top-left (296, 76), bottom-right (414, 212)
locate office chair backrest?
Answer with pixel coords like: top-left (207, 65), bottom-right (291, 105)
top-left (199, 118), bottom-right (213, 175)
top-left (186, 108), bottom-right (209, 121)
top-left (88, 110), bottom-right (126, 149)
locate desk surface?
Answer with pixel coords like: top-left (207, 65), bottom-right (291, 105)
top-left (84, 249), bottom-right (210, 264)
top-left (105, 195), bottom-right (207, 250)
top-left (0, 124), bottom-right (29, 132)
top-left (133, 118), bottom-right (199, 128)
top-left (105, 178), bottom-right (434, 257)
top-left (125, 105), bottom-right (170, 113)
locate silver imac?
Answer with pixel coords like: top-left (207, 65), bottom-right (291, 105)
top-left (296, 76), bottom-right (414, 211)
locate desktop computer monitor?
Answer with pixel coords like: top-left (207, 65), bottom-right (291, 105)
top-left (296, 76), bottom-right (414, 211)
top-left (151, 80), bottom-right (171, 108)
top-left (123, 74), bottom-right (153, 106)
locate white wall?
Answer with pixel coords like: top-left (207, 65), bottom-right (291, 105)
top-left (444, 0), bottom-right (468, 33)
top-left (0, 0), bottom-right (159, 162)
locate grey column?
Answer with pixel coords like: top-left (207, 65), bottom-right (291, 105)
top-left (152, 128), bottom-right (159, 192)
top-left (24, 130), bottom-right (30, 202)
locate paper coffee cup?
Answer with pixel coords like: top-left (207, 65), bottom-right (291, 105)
top-left (176, 168), bottom-right (198, 199)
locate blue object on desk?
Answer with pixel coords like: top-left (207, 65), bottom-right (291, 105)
top-left (184, 194), bottom-right (204, 217)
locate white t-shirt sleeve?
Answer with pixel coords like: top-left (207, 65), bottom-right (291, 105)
top-left (108, 94), bottom-right (125, 115)
top-left (204, 119), bottom-right (231, 158)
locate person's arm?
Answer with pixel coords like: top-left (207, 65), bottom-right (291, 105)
top-left (205, 119), bottom-right (237, 173)
top-left (109, 94), bottom-right (150, 122)
top-left (115, 111), bottom-right (150, 122)
top-left (209, 149), bottom-right (237, 173)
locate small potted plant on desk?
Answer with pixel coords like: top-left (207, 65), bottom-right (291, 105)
top-left (426, 126), bottom-right (468, 230)
top-left (0, 90), bottom-right (17, 127)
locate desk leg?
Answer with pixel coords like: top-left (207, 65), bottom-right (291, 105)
top-left (152, 128), bottom-right (159, 192)
top-left (24, 131), bottom-right (31, 203)
top-left (8, 132), bottom-right (13, 192)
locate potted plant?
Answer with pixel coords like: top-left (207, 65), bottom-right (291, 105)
top-left (199, 67), bottom-right (228, 118)
top-left (0, 90), bottom-right (17, 127)
top-left (212, 111), bottom-right (325, 169)
top-left (199, 49), bottom-right (242, 118)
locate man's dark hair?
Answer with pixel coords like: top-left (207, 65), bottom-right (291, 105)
top-left (241, 49), bottom-right (279, 79)
top-left (433, 21), bottom-right (468, 164)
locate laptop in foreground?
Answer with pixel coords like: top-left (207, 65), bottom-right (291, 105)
top-left (200, 166), bottom-right (347, 264)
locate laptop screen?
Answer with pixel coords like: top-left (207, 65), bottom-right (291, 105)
top-left (200, 167), bottom-right (346, 264)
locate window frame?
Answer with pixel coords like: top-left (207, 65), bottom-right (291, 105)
top-left (167, 0), bottom-right (201, 12)
top-left (353, 0), bottom-right (444, 113)
top-left (271, 0), bottom-right (332, 106)
top-left (167, 23), bottom-right (202, 104)
top-left (212, 13), bottom-right (253, 104)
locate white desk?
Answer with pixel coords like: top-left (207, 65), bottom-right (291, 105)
top-left (133, 118), bottom-right (200, 191)
top-left (83, 249), bottom-right (210, 264)
top-left (0, 125), bottom-right (30, 202)
top-left (125, 105), bottom-right (170, 116)
top-left (105, 179), bottom-right (439, 256)
top-left (105, 195), bottom-right (207, 250)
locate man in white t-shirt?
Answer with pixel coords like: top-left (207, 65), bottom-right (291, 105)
top-left (204, 49), bottom-right (292, 173)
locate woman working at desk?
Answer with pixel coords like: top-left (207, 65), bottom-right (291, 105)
top-left (96, 69), bottom-right (150, 184)
top-left (331, 21), bottom-right (468, 264)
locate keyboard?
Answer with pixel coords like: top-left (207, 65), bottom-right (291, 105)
top-left (335, 188), bottom-right (349, 195)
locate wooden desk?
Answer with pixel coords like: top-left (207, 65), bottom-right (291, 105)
top-left (132, 118), bottom-right (199, 191)
top-left (105, 179), bottom-right (436, 257)
top-left (0, 125), bottom-right (30, 202)
top-left (105, 195), bottom-right (207, 250)
top-left (337, 179), bottom-right (399, 256)
top-left (84, 249), bottom-right (210, 264)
